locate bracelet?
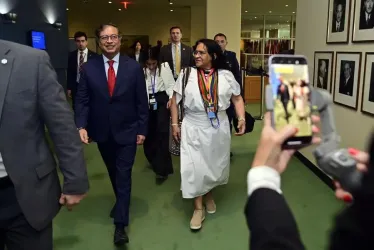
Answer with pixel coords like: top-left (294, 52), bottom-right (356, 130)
top-left (238, 117), bottom-right (245, 122)
top-left (171, 123), bottom-right (179, 126)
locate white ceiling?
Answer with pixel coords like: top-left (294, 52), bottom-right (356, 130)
top-left (67, 0), bottom-right (297, 14)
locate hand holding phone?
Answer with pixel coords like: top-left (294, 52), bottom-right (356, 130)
top-left (268, 55), bottom-right (313, 149)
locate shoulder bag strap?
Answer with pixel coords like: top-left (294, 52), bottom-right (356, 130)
top-left (179, 67), bottom-right (191, 121)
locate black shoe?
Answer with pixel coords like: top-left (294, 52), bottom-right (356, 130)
top-left (230, 152), bottom-right (233, 158)
top-left (114, 227), bottom-right (129, 246)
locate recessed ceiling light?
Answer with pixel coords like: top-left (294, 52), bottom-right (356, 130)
top-left (66, 8), bottom-right (69, 10)
top-left (170, 2), bottom-right (173, 4)
top-left (245, 10), bottom-right (248, 12)
top-left (292, 11), bottom-right (295, 13)
top-left (285, 4), bottom-right (288, 7)
top-left (170, 9), bottom-right (174, 11)
top-left (118, 8), bottom-right (122, 11)
top-left (254, 16), bottom-right (257, 18)
top-left (108, 1), bottom-right (112, 3)
top-left (269, 10), bottom-right (272, 13)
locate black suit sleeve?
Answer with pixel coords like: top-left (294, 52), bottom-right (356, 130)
top-left (231, 52), bottom-right (242, 86)
top-left (66, 52), bottom-right (75, 91)
top-left (189, 47), bottom-right (195, 66)
top-left (159, 46), bottom-right (166, 63)
top-left (37, 51), bottom-right (89, 195)
top-left (245, 188), bottom-right (305, 250)
top-left (75, 65), bottom-right (90, 128)
top-left (135, 64), bottom-right (149, 136)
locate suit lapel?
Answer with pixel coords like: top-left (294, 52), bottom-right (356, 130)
top-left (181, 43), bottom-right (188, 65)
top-left (168, 44), bottom-right (174, 70)
top-left (0, 45), bottom-right (14, 121)
top-left (113, 56), bottom-right (128, 96)
top-left (96, 57), bottom-right (110, 99)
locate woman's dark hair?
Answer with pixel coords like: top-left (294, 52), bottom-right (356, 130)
top-left (144, 46), bottom-right (161, 79)
top-left (194, 39), bottom-right (228, 70)
top-left (131, 40), bottom-right (142, 50)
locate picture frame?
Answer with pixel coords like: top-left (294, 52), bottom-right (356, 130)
top-left (326, 0), bottom-right (351, 43)
top-left (361, 52), bottom-right (374, 116)
top-left (333, 52), bottom-right (362, 109)
top-left (313, 51), bottom-right (334, 93)
top-left (352, 0), bottom-right (374, 42)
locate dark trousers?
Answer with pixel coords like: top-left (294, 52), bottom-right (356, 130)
top-left (226, 103), bottom-right (235, 133)
top-left (0, 177), bottom-right (52, 250)
top-left (97, 139), bottom-right (137, 227)
top-left (143, 91), bottom-right (173, 177)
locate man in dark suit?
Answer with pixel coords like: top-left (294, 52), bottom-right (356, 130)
top-left (75, 23), bottom-right (148, 246)
top-left (0, 40), bottom-right (88, 250)
top-left (67, 31), bottom-right (97, 110)
top-left (359, 0), bottom-right (374, 29)
top-left (339, 62), bottom-right (354, 96)
top-left (332, 2), bottom-right (345, 32)
top-left (159, 26), bottom-right (194, 80)
top-left (214, 33), bottom-right (242, 157)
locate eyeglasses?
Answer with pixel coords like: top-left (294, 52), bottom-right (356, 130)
top-left (193, 50), bottom-right (207, 56)
top-left (100, 34), bottom-right (121, 42)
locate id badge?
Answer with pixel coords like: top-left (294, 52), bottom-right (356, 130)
top-left (153, 102), bottom-right (158, 110)
top-left (76, 73), bottom-right (80, 82)
top-left (149, 98), bottom-right (156, 104)
top-left (207, 104), bottom-right (216, 119)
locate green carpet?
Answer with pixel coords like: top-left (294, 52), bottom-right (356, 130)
top-left (53, 104), bottom-right (344, 250)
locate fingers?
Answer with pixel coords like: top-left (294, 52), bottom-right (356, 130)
top-left (263, 112), bottom-right (272, 127)
top-left (59, 195), bottom-right (65, 205)
top-left (277, 125), bottom-right (298, 143)
top-left (311, 115), bottom-right (320, 123)
top-left (348, 148), bottom-right (369, 165)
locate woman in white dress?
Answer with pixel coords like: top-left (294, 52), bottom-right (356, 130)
top-left (170, 39), bottom-right (246, 230)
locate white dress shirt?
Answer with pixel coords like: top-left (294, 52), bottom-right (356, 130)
top-left (144, 62), bottom-right (175, 101)
top-left (0, 153), bottom-right (6, 178)
top-left (103, 53), bottom-right (120, 79)
top-left (77, 48), bottom-right (88, 67)
top-left (247, 166), bottom-right (282, 196)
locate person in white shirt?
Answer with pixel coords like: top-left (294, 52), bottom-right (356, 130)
top-left (143, 46), bottom-right (176, 181)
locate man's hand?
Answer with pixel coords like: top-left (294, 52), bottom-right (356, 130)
top-left (167, 100), bottom-right (172, 109)
top-left (137, 135), bottom-right (146, 145)
top-left (59, 193), bottom-right (87, 211)
top-left (67, 90), bottom-right (72, 98)
top-left (79, 129), bottom-right (90, 144)
top-left (252, 112), bottom-right (321, 174)
top-left (235, 120), bottom-right (246, 136)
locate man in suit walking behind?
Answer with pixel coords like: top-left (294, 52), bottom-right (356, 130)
top-left (67, 31), bottom-right (97, 111)
top-left (0, 40), bottom-right (89, 250)
top-left (75, 23), bottom-right (149, 246)
top-left (159, 26), bottom-right (194, 80)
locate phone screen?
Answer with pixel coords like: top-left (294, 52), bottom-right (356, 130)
top-left (269, 57), bottom-right (312, 146)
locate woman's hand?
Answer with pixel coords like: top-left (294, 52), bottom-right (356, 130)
top-left (235, 120), bottom-right (246, 136)
top-left (172, 124), bottom-right (181, 142)
top-left (334, 148), bottom-right (369, 203)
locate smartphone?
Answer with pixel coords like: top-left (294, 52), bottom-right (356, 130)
top-left (268, 55), bottom-right (312, 148)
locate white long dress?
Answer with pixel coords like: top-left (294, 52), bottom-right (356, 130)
top-left (174, 68), bottom-right (241, 198)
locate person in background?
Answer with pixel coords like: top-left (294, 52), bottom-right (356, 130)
top-left (129, 40), bottom-right (147, 66)
top-left (214, 33), bottom-right (242, 157)
top-left (170, 39), bottom-right (246, 231)
top-left (75, 23), bottom-right (148, 246)
top-left (67, 31), bottom-right (97, 111)
top-left (143, 46), bottom-right (175, 181)
top-left (0, 39), bottom-right (89, 250)
top-left (159, 26), bottom-right (194, 80)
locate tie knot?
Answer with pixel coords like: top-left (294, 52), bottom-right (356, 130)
top-left (108, 60), bottom-right (114, 67)
top-left (80, 51), bottom-right (84, 55)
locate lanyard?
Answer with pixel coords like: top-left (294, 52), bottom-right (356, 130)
top-left (199, 69), bottom-right (215, 104)
top-left (150, 72), bottom-right (157, 94)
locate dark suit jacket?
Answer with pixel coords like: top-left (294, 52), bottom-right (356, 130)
top-left (245, 188), bottom-right (305, 250)
top-left (129, 51), bottom-right (147, 66)
top-left (0, 40), bottom-right (88, 230)
top-left (67, 49), bottom-right (97, 94)
top-left (75, 55), bottom-right (149, 145)
top-left (339, 76), bottom-right (354, 96)
top-left (224, 50), bottom-right (242, 92)
top-left (359, 11), bottom-right (374, 29)
top-left (159, 43), bottom-right (194, 77)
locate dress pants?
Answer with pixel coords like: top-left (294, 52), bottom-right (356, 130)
top-left (0, 177), bottom-right (53, 250)
top-left (97, 138), bottom-right (137, 227)
top-left (143, 91), bottom-right (173, 177)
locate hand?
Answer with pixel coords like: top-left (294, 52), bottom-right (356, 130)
top-left (334, 148), bottom-right (369, 203)
top-left (167, 100), bottom-right (172, 109)
top-left (137, 135), bottom-right (146, 145)
top-left (59, 193), bottom-right (86, 211)
top-left (251, 112), bottom-right (321, 174)
top-left (172, 125), bottom-right (181, 142)
top-left (67, 90), bottom-right (72, 98)
top-left (235, 120), bottom-right (246, 136)
top-left (79, 129), bottom-right (90, 144)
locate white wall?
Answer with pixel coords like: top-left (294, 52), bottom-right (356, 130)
top-left (295, 0), bottom-right (374, 166)
top-left (68, 7), bottom-right (192, 46)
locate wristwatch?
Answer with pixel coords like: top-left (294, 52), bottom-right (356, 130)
top-left (238, 117), bottom-right (245, 122)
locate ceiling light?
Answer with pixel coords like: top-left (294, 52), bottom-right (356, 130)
top-left (245, 10), bottom-right (248, 12)
top-left (285, 4), bottom-right (288, 7)
top-left (269, 11), bottom-right (272, 13)
top-left (254, 16), bottom-right (257, 18)
top-left (118, 8), bottom-right (122, 11)
top-left (292, 11), bottom-right (295, 13)
top-left (170, 9), bottom-right (174, 11)
top-left (66, 8), bottom-right (69, 10)
top-left (108, 1), bottom-right (112, 3)
top-left (170, 2), bottom-right (173, 4)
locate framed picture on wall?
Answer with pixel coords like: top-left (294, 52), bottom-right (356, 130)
top-left (352, 0), bottom-right (374, 42)
top-left (313, 51), bottom-right (334, 93)
top-left (326, 0), bottom-right (351, 43)
top-left (361, 52), bottom-right (374, 115)
top-left (333, 52), bottom-right (362, 109)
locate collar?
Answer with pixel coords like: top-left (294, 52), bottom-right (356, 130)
top-left (102, 53), bottom-right (120, 64)
top-left (172, 42), bottom-right (181, 47)
top-left (79, 48), bottom-right (88, 54)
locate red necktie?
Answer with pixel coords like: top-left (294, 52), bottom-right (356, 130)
top-left (107, 60), bottom-right (116, 96)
